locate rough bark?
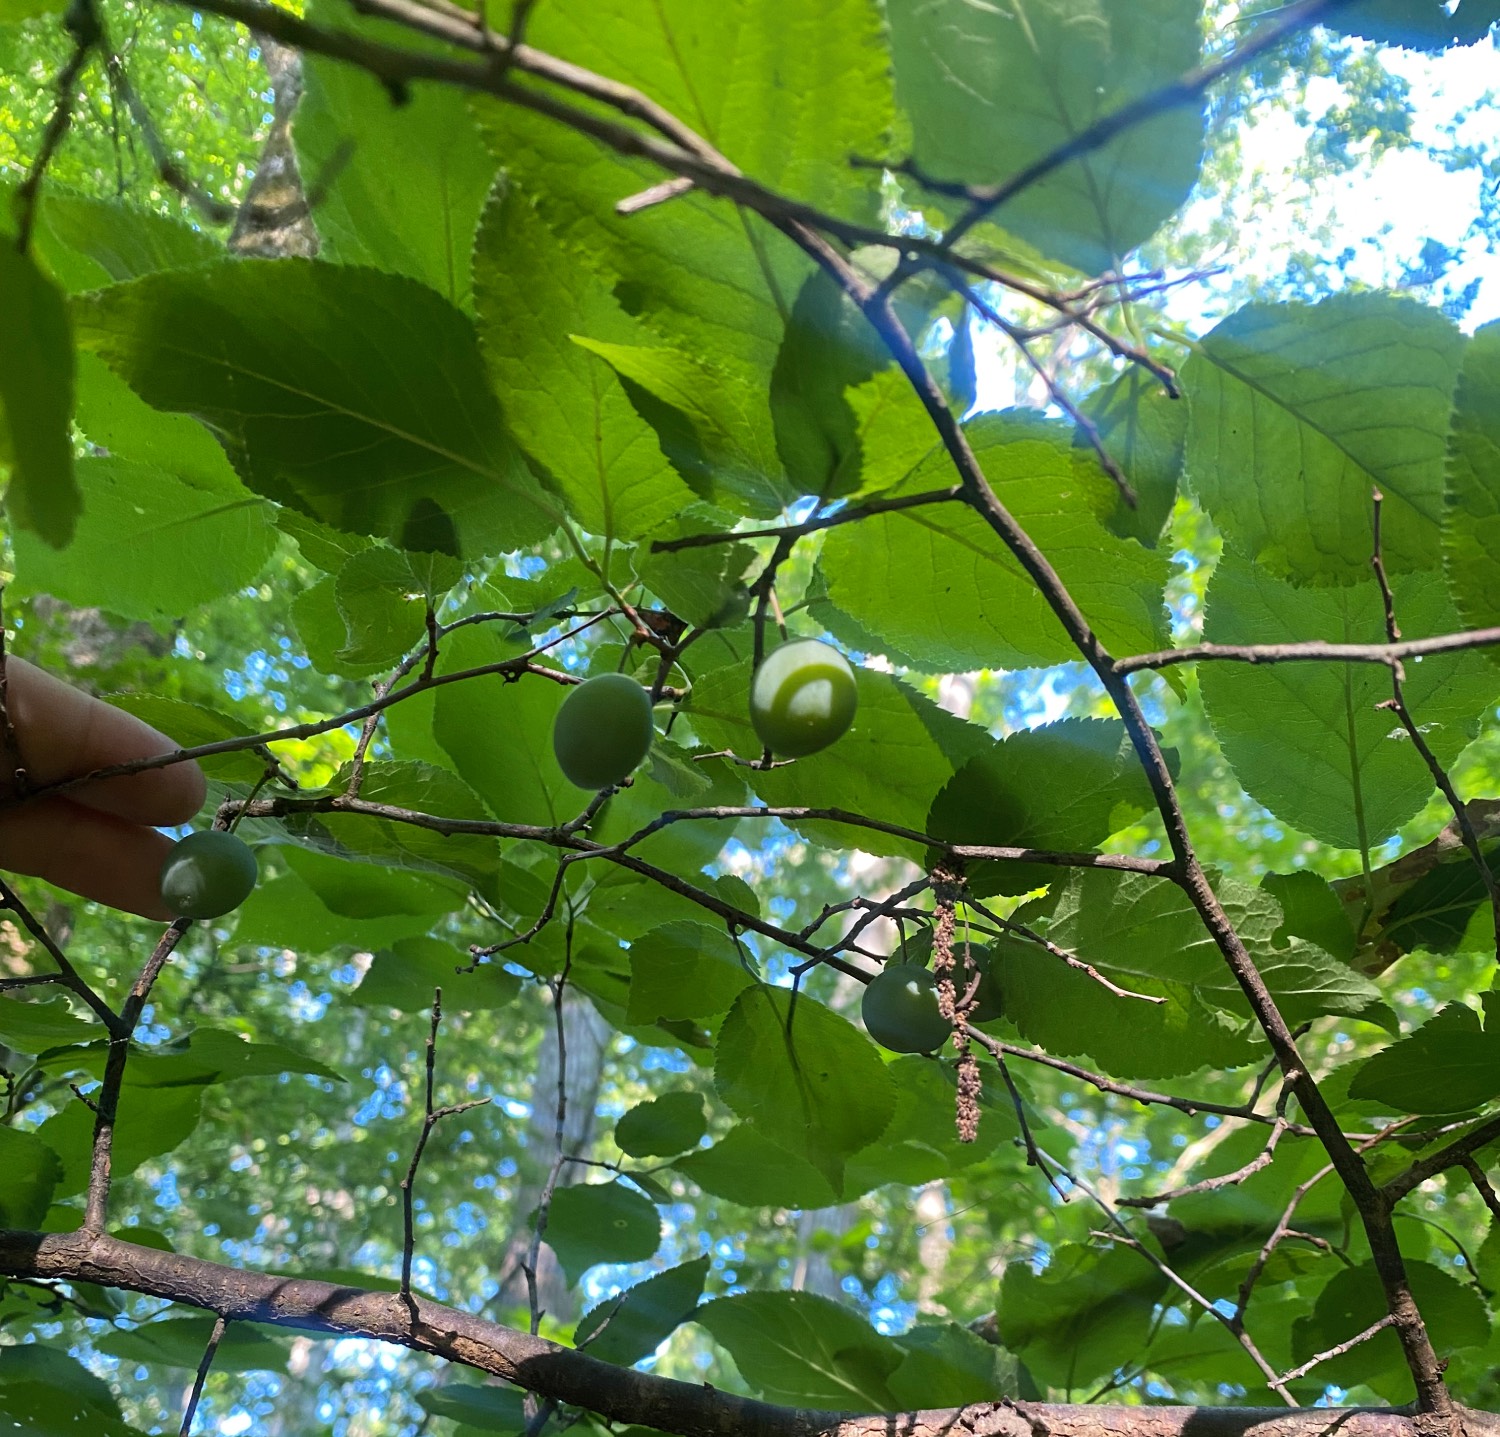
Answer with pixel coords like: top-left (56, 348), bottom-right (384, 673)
top-left (229, 38), bottom-right (316, 257)
top-left (1, 1230), bottom-right (1496, 1437)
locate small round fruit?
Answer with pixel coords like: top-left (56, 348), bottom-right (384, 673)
top-left (861, 965), bottom-right (951, 1054)
top-left (553, 673), bottom-right (655, 790)
top-left (159, 830), bottom-right (258, 920)
top-left (749, 639), bottom-right (857, 758)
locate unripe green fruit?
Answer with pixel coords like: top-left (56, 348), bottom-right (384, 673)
top-left (896, 931), bottom-right (1004, 1024)
top-left (861, 965), bottom-right (951, 1054)
top-left (159, 830), bottom-right (259, 920)
top-left (553, 673), bottom-right (655, 790)
top-left (749, 639), bottom-right (857, 758)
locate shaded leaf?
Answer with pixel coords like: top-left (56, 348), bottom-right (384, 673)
top-left (694, 1290), bottom-right (902, 1408)
top-left (715, 985), bottom-right (894, 1187)
top-left (614, 1092), bottom-right (707, 1159)
top-left (75, 259), bottom-right (556, 557)
top-left (575, 1256), bottom-right (711, 1367)
top-left (0, 245), bottom-right (76, 545)
top-left (540, 1182), bottom-right (662, 1284)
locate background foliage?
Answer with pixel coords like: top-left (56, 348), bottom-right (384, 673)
top-left (3, 1), bottom-right (1500, 1434)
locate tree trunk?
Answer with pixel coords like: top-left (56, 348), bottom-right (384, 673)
top-left (493, 991), bottom-right (612, 1324)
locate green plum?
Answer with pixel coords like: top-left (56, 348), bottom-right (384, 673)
top-left (749, 639), bottom-right (857, 757)
top-left (159, 830), bottom-right (258, 920)
top-left (861, 964), bottom-right (952, 1054)
top-left (553, 672), bottom-right (655, 790)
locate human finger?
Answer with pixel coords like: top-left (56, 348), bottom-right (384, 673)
top-left (2, 656), bottom-right (207, 825)
top-left (0, 794), bottom-right (177, 921)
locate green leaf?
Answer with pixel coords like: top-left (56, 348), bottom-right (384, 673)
top-left (294, 575), bottom-right (390, 680)
top-left (0, 1125), bottom-right (62, 1227)
top-left (570, 337), bottom-right (789, 518)
top-left (575, 1256), bottom-right (711, 1366)
top-left (693, 1290), bottom-right (903, 1408)
top-left (770, 269), bottom-right (891, 501)
top-left (106, 695), bottom-right (266, 785)
top-left (232, 868), bottom-right (437, 953)
top-left (626, 923), bottom-right (755, 1025)
top-left (0, 245), bottom-right (77, 546)
top-left (281, 844), bottom-right (467, 921)
top-left (1001, 870), bottom-right (1378, 1077)
top-left (540, 1181), bottom-right (662, 1284)
top-left (12, 458), bottom-right (276, 623)
top-left (0, 995), bottom-right (102, 1054)
top-left (28, 191), bottom-right (219, 292)
top-left (888, 1323), bottom-right (1017, 1409)
top-left (1376, 842), bottom-right (1500, 958)
top-left (472, 187), bottom-right (698, 542)
top-left (674, 1123), bottom-right (840, 1210)
top-left (715, 985), bottom-right (895, 1187)
top-left (1262, 870), bottom-right (1358, 964)
top-left (0, 0), bottom-right (63, 20)
top-left (419, 1382), bottom-right (526, 1427)
top-left (40, 1083), bottom-right (204, 1195)
top-left (98, 1316), bottom-right (288, 1373)
top-left (121, 1028), bottom-right (346, 1087)
top-left (0, 1346), bottom-right (132, 1433)
top-left (1198, 556), bottom-right (1497, 850)
top-left (927, 718), bottom-right (1167, 895)
top-left (73, 352), bottom-right (239, 489)
top-left (614, 1092), bottom-right (707, 1159)
top-left (689, 665), bottom-right (990, 862)
top-left (475, 0), bottom-right (892, 383)
top-left (351, 935), bottom-right (520, 1013)
top-left (307, 759), bottom-right (506, 898)
top-left (998, 1240), bottom-right (1168, 1390)
top-left (1331, 0), bottom-right (1499, 50)
top-left (633, 533), bottom-right (752, 631)
top-left (1445, 318), bottom-right (1500, 640)
top-left (1185, 294), bottom-right (1463, 584)
top-left (296, 0), bottom-right (496, 311)
top-left (819, 413), bottom-right (1172, 671)
top-left (1081, 367), bottom-right (1186, 547)
top-left (842, 1056), bottom-right (1012, 1195)
top-left (75, 259), bottom-right (557, 557)
top-left (432, 627), bottom-right (576, 827)
top-left (331, 545), bottom-right (463, 668)
top-left (1349, 996), bottom-right (1500, 1114)
top-left (1291, 1260), bottom-right (1488, 1395)
top-left (887, 0), bottom-right (1206, 275)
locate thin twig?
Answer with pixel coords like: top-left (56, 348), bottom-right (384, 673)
top-left (84, 920), bottom-right (191, 1233)
top-left (1119, 1091), bottom-right (1294, 1208)
top-left (0, 876), bottom-right (121, 1032)
top-left (1113, 626), bottom-right (1500, 674)
top-left (940, 0), bottom-right (1363, 249)
top-left (1370, 489), bottom-right (1500, 962)
top-left (649, 487), bottom-right (964, 554)
top-left (1462, 1157), bottom-right (1500, 1223)
top-left (967, 902), bottom-right (1165, 1005)
top-left (179, 1315), bottom-right (227, 1436)
top-left (1277, 1316), bottom-right (1395, 1388)
top-left (14, 0), bottom-right (101, 252)
top-left (401, 988), bottom-right (491, 1313)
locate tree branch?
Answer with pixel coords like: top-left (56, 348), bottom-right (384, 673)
top-left (1113, 628), bottom-right (1500, 674)
top-left (4, 1231), bottom-right (1497, 1437)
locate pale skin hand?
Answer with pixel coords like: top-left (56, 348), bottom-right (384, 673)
top-left (0, 657), bottom-right (208, 921)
